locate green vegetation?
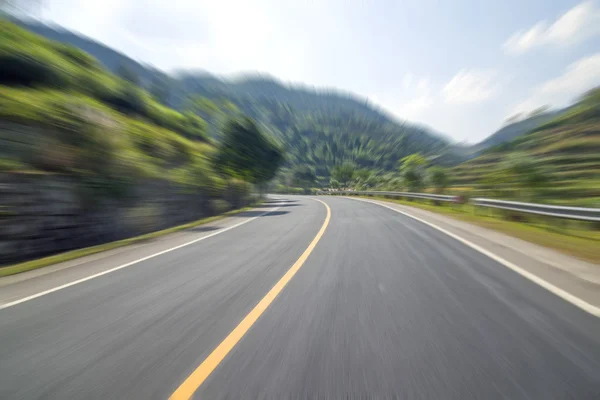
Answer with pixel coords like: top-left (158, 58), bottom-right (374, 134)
top-left (0, 20), bottom-right (208, 141)
top-left (427, 166), bottom-right (449, 194)
top-left (451, 87), bottom-right (600, 206)
top-left (291, 165), bottom-right (317, 189)
top-left (6, 19), bottom-right (468, 181)
top-left (399, 153), bottom-right (428, 192)
top-left (331, 162), bottom-right (356, 188)
top-left (0, 20), bottom-right (283, 201)
top-left (0, 87), bottom-right (217, 196)
top-left (215, 117), bottom-right (284, 187)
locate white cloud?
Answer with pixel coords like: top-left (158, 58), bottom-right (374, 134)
top-left (504, 1), bottom-right (600, 54)
top-left (442, 69), bottom-right (500, 104)
top-left (395, 76), bottom-right (434, 118)
top-left (512, 52), bottom-right (600, 114)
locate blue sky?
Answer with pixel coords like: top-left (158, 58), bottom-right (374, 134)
top-left (38, 0), bottom-right (600, 143)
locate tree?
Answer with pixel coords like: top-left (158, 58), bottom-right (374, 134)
top-left (182, 112), bottom-right (208, 141)
top-left (112, 63), bottom-right (145, 115)
top-left (399, 153), bottom-right (427, 192)
top-left (329, 178), bottom-right (340, 189)
top-left (331, 162), bottom-right (355, 188)
top-left (427, 166), bottom-right (449, 193)
top-left (186, 96), bottom-right (241, 138)
top-left (117, 64), bottom-right (139, 86)
top-left (501, 153), bottom-right (549, 200)
top-left (150, 75), bottom-right (171, 105)
top-left (292, 165), bottom-right (316, 188)
top-left (215, 117), bottom-right (284, 187)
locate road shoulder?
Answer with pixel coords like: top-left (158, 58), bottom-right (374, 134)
top-left (0, 203), bottom-right (281, 308)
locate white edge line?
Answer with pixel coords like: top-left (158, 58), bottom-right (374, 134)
top-left (345, 196), bottom-right (600, 318)
top-left (0, 205), bottom-right (281, 310)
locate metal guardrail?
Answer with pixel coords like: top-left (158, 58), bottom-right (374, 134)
top-left (329, 190), bottom-right (600, 222)
top-left (333, 190), bottom-right (456, 202)
top-left (472, 198), bottom-right (600, 222)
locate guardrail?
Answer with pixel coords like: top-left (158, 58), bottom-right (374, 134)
top-left (472, 198), bottom-right (600, 222)
top-left (329, 190), bottom-right (600, 222)
top-left (339, 190), bottom-right (456, 202)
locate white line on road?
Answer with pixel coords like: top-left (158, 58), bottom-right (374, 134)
top-left (346, 196), bottom-right (600, 318)
top-left (0, 205), bottom-right (282, 310)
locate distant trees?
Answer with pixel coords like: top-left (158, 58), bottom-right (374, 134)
top-left (186, 96), bottom-right (241, 138)
top-left (331, 162), bottom-right (355, 188)
top-left (292, 165), bottom-right (316, 188)
top-left (478, 153), bottom-right (549, 200)
top-left (117, 64), bottom-right (139, 85)
top-left (501, 153), bottom-right (548, 198)
top-left (215, 117), bottom-right (284, 188)
top-left (112, 63), bottom-right (145, 115)
top-left (427, 166), bottom-right (449, 194)
top-left (352, 168), bottom-right (379, 189)
top-left (399, 153), bottom-right (427, 191)
top-left (150, 75), bottom-right (171, 105)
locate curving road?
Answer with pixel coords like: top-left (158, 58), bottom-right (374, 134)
top-left (0, 196), bottom-right (599, 399)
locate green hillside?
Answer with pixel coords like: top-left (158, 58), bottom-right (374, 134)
top-left (452, 88), bottom-right (600, 206)
top-left (0, 20), bottom-right (229, 196)
top-left (13, 19), bottom-right (465, 175)
top-left (469, 110), bottom-right (563, 154)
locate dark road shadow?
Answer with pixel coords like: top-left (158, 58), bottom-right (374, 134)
top-left (263, 199), bottom-right (298, 204)
top-left (254, 203), bottom-right (302, 208)
top-left (188, 226), bottom-right (220, 233)
top-left (241, 210), bottom-right (290, 217)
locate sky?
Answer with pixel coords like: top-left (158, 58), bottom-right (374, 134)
top-left (32, 0), bottom-right (600, 143)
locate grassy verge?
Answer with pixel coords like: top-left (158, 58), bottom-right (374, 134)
top-left (0, 203), bottom-right (260, 277)
top-left (356, 195), bottom-right (600, 264)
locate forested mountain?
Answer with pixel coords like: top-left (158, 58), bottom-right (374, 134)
top-left (470, 110), bottom-right (564, 154)
top-left (14, 19), bottom-right (464, 174)
top-left (452, 87), bottom-right (600, 206)
top-left (15, 19), bottom-right (168, 86)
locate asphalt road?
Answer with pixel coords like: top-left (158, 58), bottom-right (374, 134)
top-left (1, 196), bottom-right (599, 399)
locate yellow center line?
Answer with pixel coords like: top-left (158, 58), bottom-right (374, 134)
top-left (169, 198), bottom-right (331, 400)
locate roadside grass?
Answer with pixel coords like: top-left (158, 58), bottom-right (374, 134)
top-left (0, 203), bottom-right (260, 277)
top-left (356, 195), bottom-right (600, 264)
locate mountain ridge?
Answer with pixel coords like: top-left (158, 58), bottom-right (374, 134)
top-left (14, 20), bottom-right (454, 136)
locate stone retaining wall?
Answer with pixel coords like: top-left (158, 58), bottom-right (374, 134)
top-left (0, 173), bottom-right (249, 265)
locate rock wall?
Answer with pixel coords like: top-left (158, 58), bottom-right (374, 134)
top-left (0, 173), bottom-right (251, 265)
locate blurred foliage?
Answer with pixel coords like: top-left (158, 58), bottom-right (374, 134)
top-left (0, 20), bottom-right (208, 142)
top-left (215, 117), bottom-right (284, 186)
top-left (0, 87), bottom-right (218, 196)
top-left (0, 20), bottom-right (268, 204)
top-left (451, 87), bottom-right (600, 204)
top-left (331, 162), bottom-right (355, 188)
top-left (399, 153), bottom-right (427, 192)
top-left (291, 165), bottom-right (317, 188)
top-left (2, 19), bottom-right (466, 182)
top-left (427, 166), bottom-right (449, 194)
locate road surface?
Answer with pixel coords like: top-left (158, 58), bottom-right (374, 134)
top-left (1, 196), bottom-right (599, 399)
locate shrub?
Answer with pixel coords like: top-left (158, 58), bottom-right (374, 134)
top-left (100, 84), bottom-right (147, 116)
top-left (0, 44), bottom-right (74, 87)
top-left (53, 44), bottom-right (101, 70)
